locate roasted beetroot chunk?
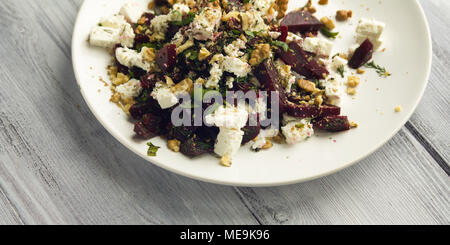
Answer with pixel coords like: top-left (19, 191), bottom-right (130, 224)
top-left (279, 41), bottom-right (329, 79)
top-left (280, 10), bottom-right (323, 34)
top-left (285, 103), bottom-right (320, 118)
top-left (319, 105), bottom-right (341, 117)
top-left (254, 59), bottom-right (288, 109)
top-left (155, 44), bottom-right (177, 73)
top-left (349, 38), bottom-right (374, 69)
top-left (278, 25), bottom-right (288, 42)
top-left (129, 97), bottom-right (161, 120)
top-left (314, 116), bottom-right (351, 132)
top-left (134, 121), bottom-right (155, 138)
top-left (180, 137), bottom-right (214, 157)
top-left (141, 113), bottom-right (164, 136)
top-left (242, 117), bottom-right (261, 145)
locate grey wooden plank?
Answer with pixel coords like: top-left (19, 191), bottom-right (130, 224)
top-left (0, 0), bottom-right (257, 225)
top-left (409, 0), bottom-right (450, 170)
top-left (236, 129), bottom-right (450, 225)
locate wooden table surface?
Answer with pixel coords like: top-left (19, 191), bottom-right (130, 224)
top-left (0, 0), bottom-right (448, 225)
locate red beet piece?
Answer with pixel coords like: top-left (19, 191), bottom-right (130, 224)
top-left (254, 59), bottom-right (288, 109)
top-left (278, 25), bottom-right (288, 42)
top-left (314, 115), bottom-right (350, 132)
top-left (141, 113), bottom-right (163, 136)
top-left (280, 10), bottom-right (323, 34)
top-left (155, 44), bottom-right (177, 73)
top-left (319, 105), bottom-right (341, 117)
top-left (279, 41), bottom-right (329, 79)
top-left (134, 121), bottom-right (154, 138)
top-left (285, 103), bottom-right (320, 118)
top-left (349, 38), bottom-right (374, 69)
top-left (242, 117), bottom-right (261, 145)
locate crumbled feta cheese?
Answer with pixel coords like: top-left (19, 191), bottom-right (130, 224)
top-left (281, 118), bottom-right (314, 144)
top-left (205, 105), bottom-right (249, 129)
top-left (226, 76), bottom-right (235, 89)
top-left (324, 76), bottom-right (343, 106)
top-left (172, 3), bottom-right (190, 16)
top-left (331, 56), bottom-right (348, 72)
top-left (275, 59), bottom-right (297, 92)
top-left (89, 26), bottom-right (122, 48)
top-left (150, 15), bottom-right (170, 41)
top-left (268, 31), bottom-right (281, 39)
top-left (214, 128), bottom-right (244, 157)
top-left (222, 56), bottom-right (251, 77)
top-left (240, 10), bottom-right (268, 32)
top-left (99, 15), bottom-right (128, 29)
top-left (191, 7), bottom-right (222, 41)
top-left (356, 18), bottom-right (385, 50)
top-left (286, 32), bottom-right (302, 43)
top-left (115, 47), bottom-right (151, 71)
top-left (302, 37), bottom-right (334, 57)
top-left (250, 0), bottom-right (276, 15)
top-left (115, 78), bottom-right (142, 99)
top-left (205, 62), bottom-right (223, 89)
top-left (224, 39), bottom-right (246, 57)
top-left (119, 23), bottom-right (135, 48)
top-left (151, 83), bottom-right (179, 109)
top-left (119, 1), bottom-right (146, 23)
top-left (251, 128), bottom-right (279, 150)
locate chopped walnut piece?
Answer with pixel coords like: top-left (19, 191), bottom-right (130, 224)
top-left (395, 106), bottom-right (402, 112)
top-left (220, 155), bottom-right (232, 167)
top-left (336, 10), bottom-right (353, 21)
top-left (270, 133), bottom-right (285, 144)
top-left (142, 47), bottom-right (156, 62)
top-left (319, 0), bottom-right (328, 5)
top-left (249, 44), bottom-right (272, 66)
top-left (357, 68), bottom-right (366, 74)
top-left (320, 16), bottom-right (335, 30)
top-left (261, 140), bottom-right (273, 150)
top-left (112, 73), bottom-right (130, 86)
top-left (171, 78), bottom-right (194, 94)
top-left (298, 79), bottom-right (316, 92)
top-left (346, 87), bottom-right (357, 95)
top-left (275, 0), bottom-right (289, 19)
top-left (347, 76), bottom-right (360, 88)
top-left (168, 139), bottom-right (181, 152)
top-left (350, 122), bottom-right (359, 128)
top-left (198, 47), bottom-right (211, 61)
top-left (110, 92), bottom-right (121, 103)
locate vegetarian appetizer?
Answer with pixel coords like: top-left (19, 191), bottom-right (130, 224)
top-left (89, 0), bottom-right (388, 166)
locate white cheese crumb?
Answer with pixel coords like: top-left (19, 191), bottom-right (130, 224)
top-left (119, 1), bottom-right (146, 23)
top-left (356, 18), bottom-right (385, 50)
top-left (191, 7), bottom-right (222, 41)
top-left (302, 37), bottom-right (334, 57)
top-left (151, 83), bottom-right (179, 109)
top-left (222, 56), bottom-right (251, 77)
top-left (115, 79), bottom-right (142, 99)
top-left (281, 118), bottom-right (314, 145)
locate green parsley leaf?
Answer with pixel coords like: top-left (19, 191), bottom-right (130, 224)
top-left (320, 28), bottom-right (339, 39)
top-left (364, 61), bottom-right (391, 78)
top-left (337, 65), bottom-right (345, 78)
top-left (146, 142), bottom-right (160, 157)
top-left (271, 40), bottom-right (289, 52)
top-left (171, 12), bottom-right (196, 26)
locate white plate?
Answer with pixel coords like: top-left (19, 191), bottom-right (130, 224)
top-left (72, 0), bottom-right (432, 186)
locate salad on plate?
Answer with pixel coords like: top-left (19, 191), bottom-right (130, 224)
top-left (88, 0), bottom-right (388, 166)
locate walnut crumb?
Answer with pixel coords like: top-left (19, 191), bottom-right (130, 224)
top-left (261, 140), bottom-right (273, 150)
top-left (347, 76), bottom-right (360, 88)
top-left (198, 47), bottom-right (211, 61)
top-left (318, 0), bottom-right (328, 5)
top-left (220, 155), bottom-right (232, 167)
top-left (249, 44), bottom-right (272, 66)
top-left (395, 106), bottom-right (402, 112)
top-left (168, 139), bottom-right (181, 152)
top-left (350, 122), bottom-right (359, 128)
top-left (320, 17), bottom-right (335, 30)
top-left (336, 10), bottom-right (353, 21)
top-left (357, 68), bottom-right (366, 74)
top-left (346, 87), bottom-right (357, 95)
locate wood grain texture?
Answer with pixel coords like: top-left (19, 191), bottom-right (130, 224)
top-left (0, 0), bottom-right (448, 225)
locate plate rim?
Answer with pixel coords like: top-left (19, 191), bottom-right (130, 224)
top-left (71, 0), bottom-right (432, 187)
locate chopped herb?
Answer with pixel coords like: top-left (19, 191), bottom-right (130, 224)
top-left (231, 30), bottom-right (241, 35)
top-left (146, 142), bottom-right (160, 157)
top-left (364, 61), bottom-right (391, 77)
top-left (243, 0), bottom-right (250, 3)
top-left (271, 40), bottom-right (289, 52)
top-left (208, 0), bottom-right (216, 2)
top-left (171, 12), bottom-right (196, 27)
top-left (136, 42), bottom-right (162, 52)
top-left (337, 65), bottom-right (345, 78)
top-left (244, 31), bottom-right (255, 37)
top-left (320, 28), bottom-right (339, 39)
top-left (295, 123), bottom-right (305, 129)
top-left (98, 23), bottom-right (103, 27)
